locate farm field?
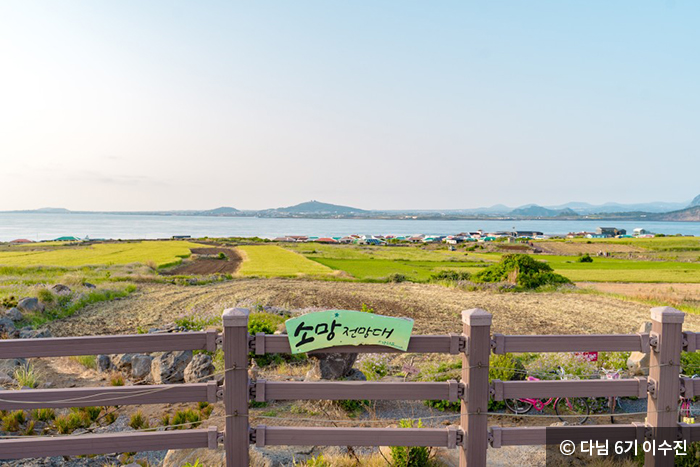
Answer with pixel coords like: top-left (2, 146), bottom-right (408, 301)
top-left (312, 258), bottom-right (485, 281)
top-left (0, 240), bottom-right (203, 268)
top-left (236, 245), bottom-right (334, 277)
top-left (283, 243), bottom-right (700, 283)
top-left (537, 236), bottom-right (700, 262)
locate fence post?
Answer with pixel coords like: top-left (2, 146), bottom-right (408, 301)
top-left (460, 308), bottom-right (492, 467)
top-left (645, 306), bottom-right (684, 467)
top-left (222, 307), bottom-right (250, 467)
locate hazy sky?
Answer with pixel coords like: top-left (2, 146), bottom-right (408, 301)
top-left (1, 1), bottom-right (698, 211)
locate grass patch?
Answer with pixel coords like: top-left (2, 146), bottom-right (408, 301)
top-left (237, 245), bottom-right (333, 277)
top-left (311, 258), bottom-right (483, 281)
top-left (0, 241), bottom-right (205, 268)
top-left (69, 355), bottom-right (97, 370)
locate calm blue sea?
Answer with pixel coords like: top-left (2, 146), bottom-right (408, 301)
top-left (0, 213), bottom-right (699, 242)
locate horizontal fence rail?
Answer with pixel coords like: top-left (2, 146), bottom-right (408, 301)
top-left (253, 380), bottom-right (463, 402)
top-left (491, 378), bottom-right (648, 400)
top-left (252, 333), bottom-right (465, 355)
top-left (254, 426), bottom-right (460, 448)
top-left (0, 427), bottom-right (219, 460)
top-left (491, 333), bottom-right (649, 354)
top-left (0, 381), bottom-right (219, 410)
top-left (490, 424), bottom-right (640, 447)
top-left (0, 331), bottom-right (218, 358)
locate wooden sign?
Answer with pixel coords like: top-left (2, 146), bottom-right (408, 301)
top-left (285, 310), bottom-right (414, 354)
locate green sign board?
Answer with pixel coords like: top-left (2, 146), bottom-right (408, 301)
top-left (285, 310), bottom-right (414, 354)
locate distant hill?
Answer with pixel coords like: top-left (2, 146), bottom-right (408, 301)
top-left (689, 194), bottom-right (700, 208)
top-left (271, 200), bottom-right (367, 215)
top-left (653, 205), bottom-right (700, 222)
top-left (545, 201), bottom-right (689, 214)
top-left (197, 207), bottom-right (239, 216)
top-left (509, 205), bottom-right (578, 217)
top-left (36, 207), bottom-right (71, 213)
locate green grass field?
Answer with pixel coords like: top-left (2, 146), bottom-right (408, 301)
top-left (237, 245), bottom-right (334, 277)
top-left (0, 241), bottom-right (203, 268)
top-left (283, 243), bottom-right (700, 283)
top-left (311, 258), bottom-right (485, 281)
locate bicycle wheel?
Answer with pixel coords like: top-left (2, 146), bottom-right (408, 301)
top-left (505, 399), bottom-right (533, 414)
top-left (555, 397), bottom-right (589, 424)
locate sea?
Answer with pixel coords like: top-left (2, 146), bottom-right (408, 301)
top-left (0, 213), bottom-right (699, 242)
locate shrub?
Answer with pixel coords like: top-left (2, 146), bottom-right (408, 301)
top-left (471, 254), bottom-right (571, 289)
top-left (36, 288), bottom-right (56, 305)
top-left (248, 312), bottom-right (285, 335)
top-left (129, 411), bottom-right (149, 430)
top-left (1, 295), bottom-right (17, 308)
top-left (174, 315), bottom-right (220, 331)
top-left (682, 352), bottom-right (700, 376)
top-left (387, 273), bottom-right (408, 283)
top-left (577, 254), bottom-right (594, 263)
top-left (359, 355), bottom-right (390, 380)
top-left (217, 252), bottom-right (227, 260)
top-left (335, 399), bottom-right (369, 414)
top-left (430, 270), bottom-right (472, 282)
top-left (389, 419), bottom-right (431, 466)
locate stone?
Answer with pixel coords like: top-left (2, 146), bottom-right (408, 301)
top-left (0, 358), bottom-right (27, 375)
top-left (131, 355), bottom-right (153, 380)
top-left (0, 317), bottom-right (17, 337)
top-left (50, 284), bottom-right (71, 295)
top-left (17, 297), bottom-right (44, 313)
top-left (305, 352), bottom-right (358, 380)
top-left (83, 282), bottom-right (96, 289)
top-left (184, 353), bottom-right (215, 383)
top-left (0, 373), bottom-right (16, 385)
top-left (151, 350), bottom-right (193, 384)
top-left (96, 355), bottom-right (111, 372)
top-left (18, 328), bottom-right (51, 339)
top-left (627, 322), bottom-right (652, 376)
top-left (113, 353), bottom-right (138, 371)
top-left (343, 368), bottom-right (367, 381)
top-left (5, 307), bottom-right (23, 322)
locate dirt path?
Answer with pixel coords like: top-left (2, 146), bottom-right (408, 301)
top-left (46, 279), bottom-right (700, 337)
top-left (162, 247), bottom-right (242, 275)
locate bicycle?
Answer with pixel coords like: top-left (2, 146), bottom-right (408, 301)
top-left (679, 374), bottom-right (700, 423)
top-left (504, 367), bottom-right (590, 425)
top-left (600, 368), bottom-right (635, 423)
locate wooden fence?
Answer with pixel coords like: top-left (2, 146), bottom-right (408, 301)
top-left (0, 306), bottom-right (697, 466)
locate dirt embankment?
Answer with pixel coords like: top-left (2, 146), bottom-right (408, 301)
top-left (163, 247), bottom-right (242, 275)
top-left (45, 279), bottom-right (700, 338)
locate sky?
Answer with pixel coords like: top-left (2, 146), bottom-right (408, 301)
top-left (0, 1), bottom-right (698, 211)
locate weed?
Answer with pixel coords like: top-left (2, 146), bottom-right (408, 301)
top-left (110, 374), bottom-right (125, 386)
top-left (69, 355), bottom-right (97, 370)
top-left (31, 408), bottom-right (55, 422)
top-left (390, 419), bottom-right (431, 466)
top-left (14, 364), bottom-right (38, 388)
top-left (2, 410), bottom-right (26, 432)
top-left (129, 411), bottom-right (149, 430)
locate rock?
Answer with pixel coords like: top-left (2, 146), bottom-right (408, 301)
top-left (627, 322), bottom-right (653, 376)
top-left (0, 373), bottom-right (16, 385)
top-left (50, 284), bottom-right (71, 295)
top-left (343, 368), bottom-right (367, 381)
top-left (0, 317), bottom-right (17, 337)
top-left (305, 352), bottom-right (358, 380)
top-left (184, 353), bottom-right (215, 383)
top-left (18, 327), bottom-right (51, 339)
top-left (5, 307), bottom-right (23, 322)
top-left (96, 355), bottom-right (111, 372)
top-left (83, 282), bottom-right (96, 289)
top-left (113, 353), bottom-right (140, 371)
top-left (17, 297), bottom-right (44, 313)
top-left (0, 358), bottom-right (26, 375)
top-left (151, 350), bottom-right (193, 384)
top-left (131, 355), bottom-right (153, 380)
